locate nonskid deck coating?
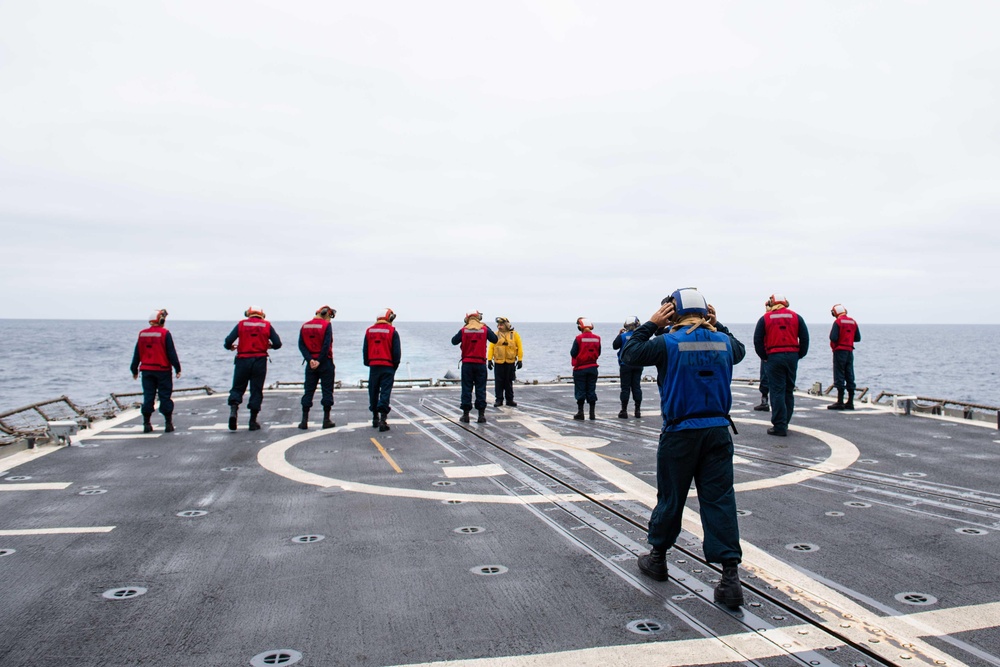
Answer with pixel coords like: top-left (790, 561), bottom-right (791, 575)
top-left (0, 383), bottom-right (998, 667)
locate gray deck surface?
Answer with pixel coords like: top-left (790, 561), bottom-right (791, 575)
top-left (1, 383), bottom-right (998, 667)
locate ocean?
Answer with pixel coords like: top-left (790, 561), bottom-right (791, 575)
top-left (0, 319), bottom-right (997, 411)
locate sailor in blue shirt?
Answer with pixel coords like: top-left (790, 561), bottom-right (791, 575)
top-left (621, 288), bottom-right (746, 609)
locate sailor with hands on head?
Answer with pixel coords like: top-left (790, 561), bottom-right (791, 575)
top-left (451, 310), bottom-right (498, 424)
top-left (297, 305), bottom-right (336, 430)
top-left (612, 316), bottom-right (643, 419)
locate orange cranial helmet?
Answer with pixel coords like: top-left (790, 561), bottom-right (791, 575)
top-left (831, 304), bottom-right (847, 317)
top-left (244, 306), bottom-right (266, 319)
top-left (464, 310), bottom-right (482, 324)
top-left (576, 317), bottom-right (593, 331)
top-left (315, 305), bottom-right (336, 319)
top-left (767, 294), bottom-right (789, 308)
top-left (378, 308), bottom-right (396, 323)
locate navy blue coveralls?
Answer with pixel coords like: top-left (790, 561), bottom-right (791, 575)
top-left (451, 326), bottom-right (498, 411)
top-left (612, 331), bottom-right (642, 409)
top-left (225, 324), bottom-right (282, 412)
top-left (363, 326), bottom-right (402, 415)
top-left (129, 332), bottom-right (181, 418)
top-left (622, 320), bottom-right (746, 565)
top-left (753, 312), bottom-right (809, 432)
top-left (298, 322), bottom-right (335, 410)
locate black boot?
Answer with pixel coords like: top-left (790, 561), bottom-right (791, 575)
top-left (372, 413), bottom-right (379, 428)
top-left (477, 408), bottom-right (487, 424)
top-left (589, 402), bottom-right (596, 420)
top-left (298, 408), bottom-right (309, 430)
top-left (637, 547), bottom-right (668, 581)
top-left (573, 400), bottom-right (584, 421)
top-left (322, 407), bottom-right (335, 429)
top-left (460, 409), bottom-right (471, 423)
top-left (164, 413), bottom-right (174, 433)
top-left (844, 391), bottom-right (855, 410)
top-left (618, 403), bottom-right (628, 419)
top-left (142, 413), bottom-right (153, 434)
top-left (714, 561), bottom-right (744, 609)
top-left (634, 402), bottom-right (641, 419)
top-left (828, 388), bottom-right (845, 410)
top-left (494, 399), bottom-right (503, 408)
top-left (228, 405), bottom-right (238, 431)
top-left (378, 413), bottom-right (390, 432)
top-left (753, 396), bottom-right (769, 411)
top-left (248, 410), bottom-right (261, 431)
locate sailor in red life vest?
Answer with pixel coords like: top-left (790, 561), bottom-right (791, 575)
top-left (363, 308), bottom-right (402, 432)
top-left (752, 294), bottom-right (809, 436)
top-left (297, 305), bottom-right (336, 430)
top-left (571, 318), bottom-right (602, 420)
top-left (451, 311), bottom-right (499, 424)
top-left (828, 304), bottom-right (861, 411)
top-left (129, 309), bottom-right (182, 433)
top-left (224, 306), bottom-right (282, 431)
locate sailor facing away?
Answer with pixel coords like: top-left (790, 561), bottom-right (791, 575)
top-left (297, 305), bottom-right (336, 430)
top-left (130, 309), bottom-right (181, 433)
top-left (451, 311), bottom-right (498, 424)
top-left (363, 308), bottom-right (402, 432)
top-left (621, 287), bottom-right (746, 609)
top-left (488, 316), bottom-right (523, 408)
top-left (753, 294), bottom-right (809, 437)
top-left (571, 318), bottom-right (601, 420)
top-left (828, 304), bottom-right (861, 410)
top-left (612, 316), bottom-right (643, 419)
top-left (224, 306), bottom-right (282, 432)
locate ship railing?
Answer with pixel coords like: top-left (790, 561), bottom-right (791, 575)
top-left (358, 378), bottom-right (434, 388)
top-left (555, 375), bottom-right (657, 383)
top-left (873, 391), bottom-right (1000, 427)
top-left (110, 386), bottom-right (216, 411)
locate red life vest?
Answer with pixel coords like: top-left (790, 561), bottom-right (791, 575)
top-left (137, 326), bottom-right (170, 371)
top-left (573, 331), bottom-right (601, 370)
top-left (460, 327), bottom-right (488, 364)
top-left (833, 315), bottom-right (858, 351)
top-left (300, 318), bottom-right (332, 360)
top-left (236, 319), bottom-right (271, 358)
top-left (764, 309), bottom-right (800, 354)
top-left (366, 322), bottom-right (395, 367)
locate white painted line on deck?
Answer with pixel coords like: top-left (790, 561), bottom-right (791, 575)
top-left (87, 434), bottom-right (162, 440)
top-left (443, 464), bottom-right (506, 479)
top-left (0, 483), bottom-right (72, 491)
top-left (0, 526), bottom-right (115, 536)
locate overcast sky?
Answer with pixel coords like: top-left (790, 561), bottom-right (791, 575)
top-left (2, 1), bottom-right (998, 325)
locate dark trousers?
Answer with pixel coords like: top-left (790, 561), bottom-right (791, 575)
top-left (461, 363), bottom-right (488, 411)
top-left (765, 352), bottom-right (798, 430)
top-left (573, 367), bottom-right (598, 403)
top-left (229, 357), bottom-right (268, 411)
top-left (648, 426), bottom-right (742, 564)
top-left (301, 359), bottom-right (335, 409)
top-left (141, 371), bottom-right (173, 417)
top-left (833, 350), bottom-right (855, 392)
top-left (493, 363), bottom-right (516, 404)
top-left (619, 366), bottom-right (642, 406)
top-left (368, 365), bottom-right (396, 415)
top-left (758, 360), bottom-right (769, 399)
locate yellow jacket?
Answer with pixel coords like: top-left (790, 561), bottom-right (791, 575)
top-left (488, 329), bottom-right (523, 364)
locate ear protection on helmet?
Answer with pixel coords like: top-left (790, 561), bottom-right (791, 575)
top-left (670, 288), bottom-right (709, 318)
top-left (316, 305), bottom-right (336, 319)
top-left (623, 316), bottom-right (640, 331)
top-left (149, 309), bottom-right (168, 326)
top-left (378, 308), bottom-right (396, 323)
top-left (495, 316), bottom-right (510, 326)
top-left (245, 306), bottom-right (266, 319)
top-left (576, 317), bottom-right (593, 331)
top-left (464, 310), bottom-right (482, 325)
top-left (767, 294), bottom-right (789, 308)
top-left (831, 304), bottom-right (847, 317)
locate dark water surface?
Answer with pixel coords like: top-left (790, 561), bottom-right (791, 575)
top-left (0, 320), bottom-right (997, 410)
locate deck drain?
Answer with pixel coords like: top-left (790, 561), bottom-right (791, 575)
top-left (955, 527), bottom-right (988, 536)
top-left (825, 511), bottom-right (845, 517)
top-left (432, 481), bottom-right (456, 487)
top-left (932, 435), bottom-right (951, 440)
top-left (736, 510), bottom-right (752, 516)
top-left (626, 619), bottom-right (665, 635)
top-left (291, 535), bottom-right (325, 544)
top-left (0, 549), bottom-right (15, 557)
top-left (638, 471), bottom-right (656, 476)
top-left (844, 501), bottom-right (871, 508)
top-left (5, 476), bottom-right (31, 481)
top-left (434, 459), bottom-right (454, 465)
top-left (102, 586), bottom-right (147, 600)
top-left (320, 450), bottom-right (338, 454)
top-left (896, 453), bottom-right (916, 458)
top-left (786, 543), bottom-right (819, 552)
top-left (250, 649), bottom-right (303, 666)
top-left (82, 485), bottom-right (101, 490)
top-left (471, 565), bottom-right (508, 576)
top-left (220, 466), bottom-right (241, 472)
top-left (453, 526), bottom-right (485, 534)
top-left (136, 454), bottom-right (160, 459)
top-left (442, 499), bottom-right (464, 505)
top-left (894, 592), bottom-right (937, 606)
top-left (858, 459), bottom-right (878, 464)
top-left (79, 489), bottom-right (107, 496)
top-left (176, 510), bottom-right (208, 518)
top-left (902, 472), bottom-right (927, 478)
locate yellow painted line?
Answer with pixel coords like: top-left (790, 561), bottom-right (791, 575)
top-left (0, 526), bottom-right (116, 536)
top-left (371, 437), bottom-right (403, 473)
top-left (0, 483), bottom-right (72, 491)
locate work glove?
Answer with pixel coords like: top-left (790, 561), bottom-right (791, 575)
top-left (516, 360), bottom-right (522, 370)
top-left (488, 361), bottom-right (494, 370)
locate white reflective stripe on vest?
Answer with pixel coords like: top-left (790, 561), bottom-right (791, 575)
top-left (677, 342), bottom-right (728, 352)
top-left (770, 313), bottom-right (794, 319)
top-left (139, 332), bottom-right (162, 338)
top-left (302, 324), bottom-right (324, 329)
top-left (369, 328), bottom-right (392, 334)
top-left (243, 321), bottom-right (267, 327)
